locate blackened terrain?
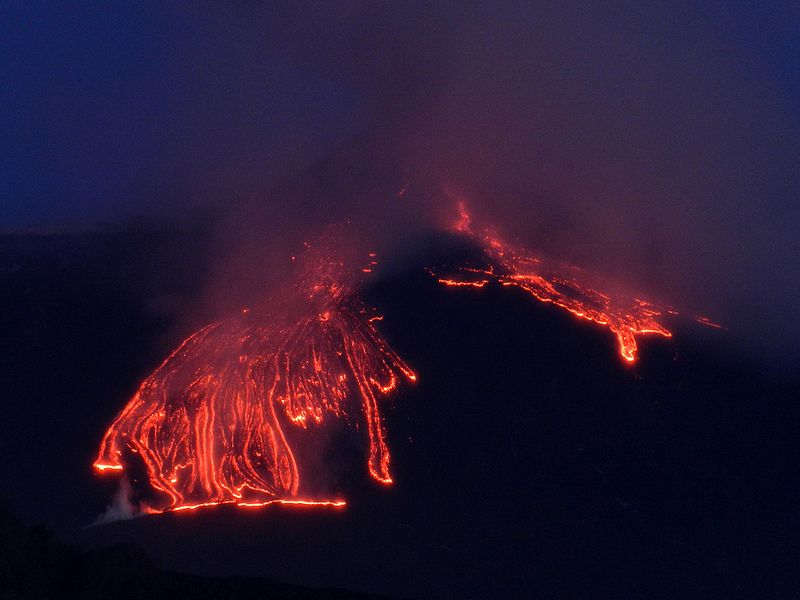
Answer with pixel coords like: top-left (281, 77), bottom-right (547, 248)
top-left (1, 229), bottom-right (798, 599)
top-left (0, 503), bottom-right (390, 599)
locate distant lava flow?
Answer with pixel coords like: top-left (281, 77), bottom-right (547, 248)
top-left (436, 203), bottom-right (676, 363)
top-left (94, 241), bottom-right (415, 513)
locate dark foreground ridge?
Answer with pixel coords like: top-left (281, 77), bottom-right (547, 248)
top-left (0, 504), bottom-right (393, 600)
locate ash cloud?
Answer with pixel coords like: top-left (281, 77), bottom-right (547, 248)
top-left (197, 2), bottom-right (799, 366)
top-left (7, 2), bottom-right (798, 365)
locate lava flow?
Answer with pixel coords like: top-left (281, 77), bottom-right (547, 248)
top-left (437, 203), bottom-right (674, 363)
top-left (94, 241), bottom-right (415, 513)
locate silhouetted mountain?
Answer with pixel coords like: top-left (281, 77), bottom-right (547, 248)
top-left (1, 230), bottom-right (798, 599)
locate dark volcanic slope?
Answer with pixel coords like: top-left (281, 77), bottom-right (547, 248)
top-left (0, 229), bottom-right (210, 529)
top-left (0, 504), bottom-right (392, 600)
top-left (2, 231), bottom-right (798, 599)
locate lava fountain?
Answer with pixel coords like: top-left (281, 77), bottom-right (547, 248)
top-left (436, 203), bottom-right (676, 363)
top-left (94, 238), bottom-right (415, 513)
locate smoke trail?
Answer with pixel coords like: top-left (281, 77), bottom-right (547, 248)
top-left (91, 477), bottom-right (144, 526)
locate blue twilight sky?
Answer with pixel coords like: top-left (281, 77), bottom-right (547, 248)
top-left (1, 1), bottom-right (798, 230)
top-left (1, 2), bottom-right (366, 229)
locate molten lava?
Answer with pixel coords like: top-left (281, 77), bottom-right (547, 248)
top-left (94, 242), bottom-right (415, 513)
top-left (438, 203), bottom-right (674, 363)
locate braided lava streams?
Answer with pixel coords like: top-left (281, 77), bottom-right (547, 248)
top-left (437, 204), bottom-right (675, 363)
top-left (94, 247), bottom-right (415, 513)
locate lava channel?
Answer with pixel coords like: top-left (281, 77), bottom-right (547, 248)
top-left (95, 242), bottom-right (415, 513)
top-left (436, 202), bottom-right (675, 363)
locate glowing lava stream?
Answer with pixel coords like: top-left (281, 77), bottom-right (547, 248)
top-left (94, 245), bottom-right (415, 513)
top-left (438, 203), bottom-right (675, 363)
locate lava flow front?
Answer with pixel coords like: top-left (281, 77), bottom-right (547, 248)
top-left (94, 241), bottom-right (415, 513)
top-left (437, 203), bottom-right (674, 363)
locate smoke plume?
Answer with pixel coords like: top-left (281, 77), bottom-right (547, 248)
top-left (8, 2), bottom-right (797, 366)
top-left (92, 477), bottom-right (143, 526)
top-left (185, 2), bottom-right (799, 367)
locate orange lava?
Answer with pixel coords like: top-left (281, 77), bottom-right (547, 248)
top-left (164, 499), bottom-right (347, 513)
top-left (696, 315), bottom-right (724, 330)
top-left (439, 203), bottom-right (674, 363)
top-left (94, 242), bottom-right (414, 513)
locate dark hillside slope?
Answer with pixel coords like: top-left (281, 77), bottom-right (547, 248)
top-left (1, 231), bottom-right (798, 598)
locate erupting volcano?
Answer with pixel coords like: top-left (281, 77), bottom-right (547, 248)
top-left (94, 237), bottom-right (415, 513)
top-left (436, 203), bottom-right (675, 363)
top-left (93, 203), bottom-right (716, 515)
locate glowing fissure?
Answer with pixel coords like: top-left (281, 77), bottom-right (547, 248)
top-left (95, 245), bottom-right (415, 513)
top-left (439, 203), bottom-right (674, 363)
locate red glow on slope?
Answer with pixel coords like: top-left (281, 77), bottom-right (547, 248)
top-left (163, 499), bottom-right (347, 513)
top-left (437, 278), bottom-right (489, 288)
top-left (440, 202), bottom-right (675, 363)
top-left (94, 241), bottom-right (414, 513)
top-left (696, 315), bottom-right (724, 330)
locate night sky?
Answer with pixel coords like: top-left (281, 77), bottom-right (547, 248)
top-left (3, 2), bottom-right (800, 359)
top-left (2, 3), bottom-right (800, 598)
top-left (4, 3), bottom-right (799, 228)
top-left (2, 2), bottom-right (365, 227)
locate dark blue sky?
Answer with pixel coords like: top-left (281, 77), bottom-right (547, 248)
top-left (1, 2), bottom-right (365, 228)
top-left (2, 2), bottom-right (798, 229)
top-left (1, 2), bottom-right (799, 359)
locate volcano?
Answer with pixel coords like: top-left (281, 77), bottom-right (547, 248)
top-left (91, 203), bottom-right (700, 515)
top-left (1, 224), bottom-right (798, 598)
